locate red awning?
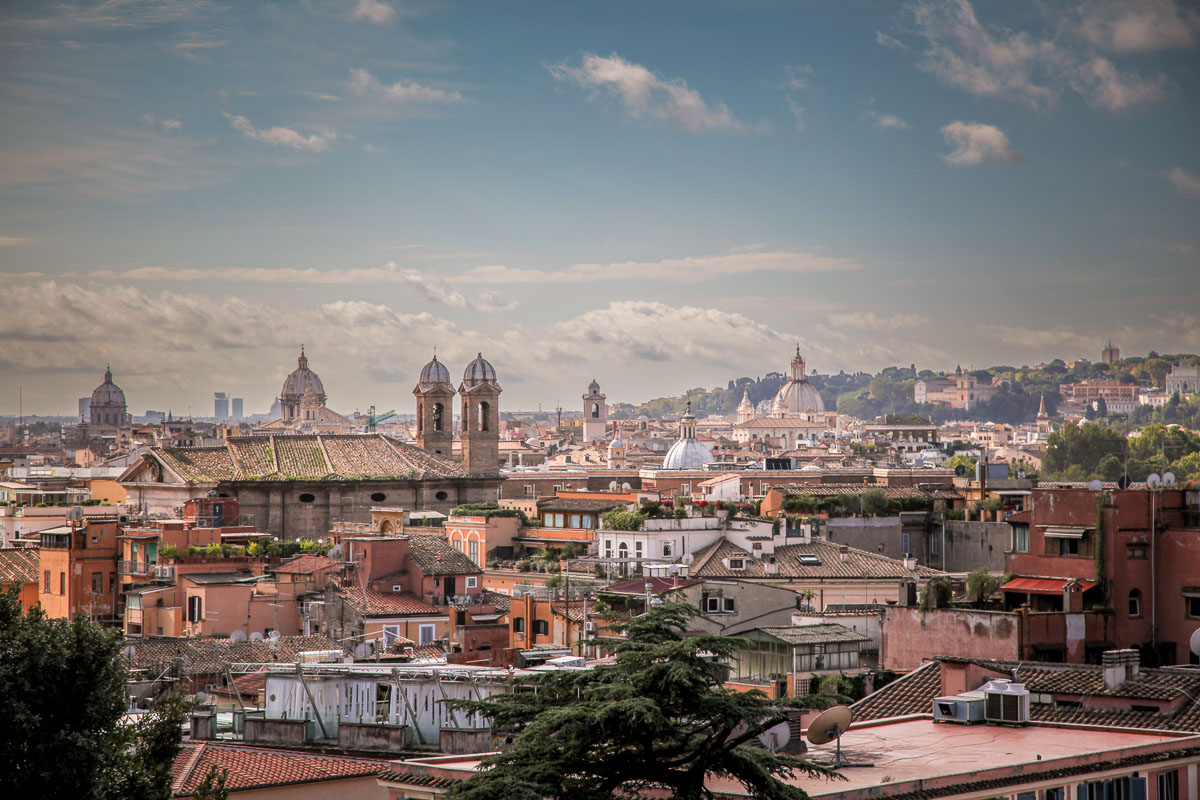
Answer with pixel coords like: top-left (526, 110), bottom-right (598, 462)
top-left (1001, 577), bottom-right (1097, 595)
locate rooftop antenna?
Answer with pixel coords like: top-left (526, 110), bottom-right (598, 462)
top-left (806, 705), bottom-right (872, 769)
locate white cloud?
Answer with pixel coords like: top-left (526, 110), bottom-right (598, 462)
top-left (1166, 167), bottom-right (1200, 198)
top-left (546, 52), bottom-right (749, 133)
top-left (347, 69), bottom-right (464, 105)
top-left (873, 113), bottom-right (908, 130)
top-left (826, 312), bottom-right (929, 331)
top-left (940, 121), bottom-right (1022, 166)
top-left (224, 113), bottom-right (334, 152)
top-left (0, 236), bottom-right (31, 246)
top-left (910, 0), bottom-right (1059, 109)
top-left (455, 249), bottom-right (860, 284)
top-left (351, 0), bottom-right (396, 25)
top-left (1070, 56), bottom-right (1165, 110)
top-left (142, 113), bottom-right (182, 131)
top-left (783, 64), bottom-right (813, 91)
top-left (171, 40), bottom-right (228, 61)
top-left (876, 31), bottom-right (909, 51)
top-left (785, 96), bottom-right (806, 132)
top-left (1074, 0), bottom-right (1200, 53)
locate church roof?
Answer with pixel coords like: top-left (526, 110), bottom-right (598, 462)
top-left (127, 434), bottom-right (464, 484)
top-left (91, 366), bottom-right (127, 407)
top-left (281, 348), bottom-right (325, 400)
top-left (774, 378), bottom-right (824, 414)
top-left (417, 355), bottom-right (452, 390)
top-left (461, 353), bottom-right (498, 388)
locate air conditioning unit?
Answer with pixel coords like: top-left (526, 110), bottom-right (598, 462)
top-left (982, 680), bottom-right (1030, 725)
top-left (932, 694), bottom-right (985, 724)
top-left (584, 621), bottom-right (596, 633)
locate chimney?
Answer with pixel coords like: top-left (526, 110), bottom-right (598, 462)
top-left (1102, 649), bottom-right (1141, 690)
top-left (903, 554), bottom-right (917, 570)
top-left (839, 545), bottom-right (849, 563)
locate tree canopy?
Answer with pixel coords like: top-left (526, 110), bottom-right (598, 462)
top-left (447, 602), bottom-right (838, 800)
top-left (0, 588), bottom-right (186, 799)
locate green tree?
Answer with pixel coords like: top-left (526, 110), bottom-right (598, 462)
top-left (193, 766), bottom-right (231, 800)
top-left (600, 509), bottom-right (646, 531)
top-left (859, 489), bottom-right (890, 517)
top-left (965, 568), bottom-right (1004, 606)
top-left (0, 589), bottom-right (186, 798)
top-left (447, 602), bottom-right (838, 800)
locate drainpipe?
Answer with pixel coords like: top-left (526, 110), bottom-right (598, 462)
top-left (1150, 489), bottom-right (1157, 649)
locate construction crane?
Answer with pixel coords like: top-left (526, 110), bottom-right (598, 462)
top-left (364, 405), bottom-right (397, 434)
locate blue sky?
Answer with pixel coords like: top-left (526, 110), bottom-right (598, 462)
top-left (1, 0), bottom-right (1198, 416)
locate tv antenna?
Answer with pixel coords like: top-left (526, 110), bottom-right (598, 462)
top-left (806, 705), bottom-right (872, 769)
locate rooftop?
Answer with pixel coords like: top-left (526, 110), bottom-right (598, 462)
top-left (750, 623), bottom-right (870, 645)
top-left (172, 742), bottom-right (387, 796)
top-left (335, 585), bottom-right (441, 617)
top-left (691, 538), bottom-right (943, 580)
top-left (0, 547), bottom-right (39, 585)
top-left (403, 533), bottom-right (483, 576)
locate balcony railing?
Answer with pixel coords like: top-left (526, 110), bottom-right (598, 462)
top-left (118, 561), bottom-right (175, 581)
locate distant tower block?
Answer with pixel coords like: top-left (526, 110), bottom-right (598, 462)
top-left (1101, 339), bottom-right (1120, 364)
top-left (459, 353), bottom-right (502, 474)
top-left (582, 379), bottom-right (607, 442)
top-left (231, 398), bottom-right (244, 420)
top-left (214, 392), bottom-right (230, 421)
top-left (414, 355), bottom-right (455, 457)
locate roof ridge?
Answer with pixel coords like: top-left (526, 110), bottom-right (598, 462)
top-left (173, 741), bottom-right (206, 793)
top-left (225, 438), bottom-right (245, 479)
top-left (314, 434), bottom-right (337, 478)
top-left (268, 435), bottom-right (280, 477)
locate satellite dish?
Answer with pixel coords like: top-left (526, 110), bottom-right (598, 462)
top-left (1117, 475), bottom-right (1131, 490)
top-left (954, 465), bottom-right (966, 477)
top-left (268, 630), bottom-right (280, 641)
top-left (609, 481), bottom-right (618, 490)
top-left (195, 691), bottom-right (209, 705)
top-left (1191, 628), bottom-right (1200, 658)
top-left (67, 507), bottom-right (84, 522)
top-left (681, 553), bottom-right (694, 565)
top-left (1088, 480), bottom-right (1103, 492)
top-left (806, 705), bottom-right (870, 769)
top-left (249, 631), bottom-right (264, 641)
top-left (355, 642), bottom-right (373, 659)
top-left (1147, 474), bottom-right (1161, 489)
top-left (758, 720), bottom-right (791, 753)
top-left (231, 629), bottom-right (248, 642)
top-left (122, 645), bottom-right (137, 660)
top-left (329, 544), bottom-right (343, 559)
top-left (1164, 472), bottom-right (1176, 487)
top-left (621, 482), bottom-right (631, 490)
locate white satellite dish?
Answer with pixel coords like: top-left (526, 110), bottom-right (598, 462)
top-left (355, 642), bottom-right (374, 659)
top-left (67, 507), bottom-right (84, 522)
top-left (806, 705), bottom-right (870, 769)
top-left (250, 631), bottom-right (264, 641)
top-left (1163, 472), bottom-right (1176, 487)
top-left (621, 482), bottom-right (631, 490)
top-left (758, 720), bottom-right (791, 753)
top-left (1147, 474), bottom-right (1161, 488)
top-left (231, 629), bottom-right (247, 642)
top-left (122, 645), bottom-right (137, 660)
top-left (609, 481), bottom-right (618, 490)
top-left (1088, 480), bottom-right (1103, 492)
top-left (329, 544), bottom-right (343, 559)
top-left (268, 630), bottom-right (280, 641)
top-left (681, 553), bottom-right (694, 565)
top-left (1190, 627), bottom-right (1200, 658)
top-left (195, 691), bottom-right (209, 705)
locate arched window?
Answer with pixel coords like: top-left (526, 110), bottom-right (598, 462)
top-left (591, 403), bottom-right (600, 418)
top-left (479, 401), bottom-right (490, 432)
top-left (1128, 589), bottom-right (1142, 618)
top-left (433, 402), bottom-right (444, 432)
top-left (417, 400), bottom-right (423, 433)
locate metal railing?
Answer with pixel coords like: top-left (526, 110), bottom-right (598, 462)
top-left (117, 561), bottom-right (175, 581)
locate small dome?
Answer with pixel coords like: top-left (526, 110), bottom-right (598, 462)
top-left (609, 434), bottom-right (624, 450)
top-left (462, 353), bottom-right (498, 387)
top-left (662, 438), bottom-right (713, 470)
top-left (91, 367), bottom-right (126, 406)
top-left (587, 378), bottom-right (600, 393)
top-left (775, 379), bottom-right (825, 414)
top-left (418, 355), bottom-right (451, 388)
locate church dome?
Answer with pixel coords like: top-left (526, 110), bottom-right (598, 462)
top-left (91, 367), bottom-right (126, 407)
top-left (418, 355), bottom-right (452, 389)
top-left (775, 378), bottom-right (825, 414)
top-left (662, 438), bottom-right (713, 470)
top-left (281, 347), bottom-right (325, 399)
top-left (587, 378), bottom-right (600, 393)
top-left (462, 353), bottom-right (498, 388)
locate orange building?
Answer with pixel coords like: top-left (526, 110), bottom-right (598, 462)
top-left (0, 547), bottom-right (40, 610)
top-left (37, 516), bottom-right (121, 623)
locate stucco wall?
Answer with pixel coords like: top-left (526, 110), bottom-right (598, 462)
top-left (882, 606), bottom-right (1019, 671)
top-left (940, 520), bottom-right (1009, 572)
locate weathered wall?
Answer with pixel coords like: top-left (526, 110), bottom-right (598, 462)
top-left (881, 606), bottom-right (1019, 671)
top-left (940, 520), bottom-right (1009, 572)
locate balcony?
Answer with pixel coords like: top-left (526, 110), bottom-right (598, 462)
top-left (118, 561), bottom-right (175, 581)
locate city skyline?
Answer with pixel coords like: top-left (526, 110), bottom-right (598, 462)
top-left (2, 0), bottom-right (1198, 414)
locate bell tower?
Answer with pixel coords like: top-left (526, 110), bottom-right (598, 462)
top-left (582, 379), bottom-right (607, 442)
top-left (459, 353), bottom-right (502, 474)
top-left (413, 355), bottom-right (455, 456)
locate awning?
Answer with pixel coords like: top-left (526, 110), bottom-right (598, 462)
top-left (1043, 525), bottom-right (1088, 539)
top-left (1002, 577), bottom-right (1097, 595)
top-left (1182, 587), bottom-right (1200, 598)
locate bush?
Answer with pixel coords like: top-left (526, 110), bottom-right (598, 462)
top-left (919, 577), bottom-right (953, 611)
top-left (965, 567), bottom-right (1004, 606)
top-left (602, 509), bottom-right (646, 531)
top-left (159, 544), bottom-right (179, 559)
top-left (451, 502), bottom-right (531, 526)
top-left (860, 489), bottom-right (890, 517)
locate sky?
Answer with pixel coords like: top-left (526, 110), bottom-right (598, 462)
top-left (1, 0), bottom-right (1198, 417)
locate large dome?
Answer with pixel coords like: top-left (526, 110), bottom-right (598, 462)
top-left (775, 379), bottom-right (825, 414)
top-left (418, 355), bottom-right (452, 389)
top-left (91, 367), bottom-right (126, 406)
top-left (462, 353), bottom-right (498, 388)
top-left (662, 438), bottom-right (713, 470)
top-left (281, 348), bottom-right (325, 399)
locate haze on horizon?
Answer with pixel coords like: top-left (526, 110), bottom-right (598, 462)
top-left (1, 0), bottom-right (1197, 417)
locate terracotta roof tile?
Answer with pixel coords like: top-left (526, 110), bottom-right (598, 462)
top-left (752, 623), bottom-right (870, 645)
top-left (270, 555), bottom-right (333, 575)
top-left (0, 547), bottom-right (38, 585)
top-left (126, 635), bottom-right (345, 678)
top-left (172, 742), bottom-right (387, 795)
top-left (335, 585), bottom-right (441, 616)
top-left (404, 533), bottom-right (483, 576)
top-left (691, 538), bottom-right (943, 580)
top-left (852, 660), bottom-right (942, 722)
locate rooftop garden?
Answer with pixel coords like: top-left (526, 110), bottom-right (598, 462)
top-left (450, 501), bottom-right (531, 526)
top-left (781, 490), bottom-right (935, 518)
top-left (158, 538), bottom-right (330, 560)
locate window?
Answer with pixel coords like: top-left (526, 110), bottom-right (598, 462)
top-left (680, 484), bottom-right (690, 496)
top-left (1186, 595), bottom-right (1200, 620)
top-left (479, 401), bottom-right (490, 432)
top-left (1128, 589), bottom-right (1142, 618)
top-left (187, 595), bottom-right (202, 623)
top-left (419, 624), bottom-right (435, 645)
top-left (900, 532), bottom-right (910, 555)
top-left (435, 491), bottom-right (448, 501)
top-left (433, 402), bottom-right (444, 432)
top-left (1128, 546), bottom-right (1147, 559)
top-left (370, 492), bottom-right (386, 502)
top-left (298, 493), bottom-right (315, 503)
top-left (604, 540), bottom-right (613, 558)
top-left (723, 597), bottom-right (736, 613)
top-left (466, 576), bottom-right (478, 589)
top-left (453, 539), bottom-right (464, 552)
top-left (59, 572), bottom-right (65, 595)
top-left (110, 572), bottom-right (117, 592)
top-left (534, 619), bottom-right (548, 636)
top-left (582, 515), bottom-right (593, 529)
top-left (634, 542), bottom-right (643, 560)
top-left (662, 541), bottom-right (673, 558)
top-left (569, 514), bottom-right (581, 529)
top-left (729, 558), bottom-right (745, 570)
top-left (928, 532), bottom-right (941, 557)
top-left (513, 617), bottom-right (525, 633)
top-left (43, 570), bottom-right (50, 592)
top-left (1158, 770), bottom-right (1179, 800)
top-left (92, 573), bottom-right (102, 595)
top-left (469, 540), bottom-right (479, 564)
top-left (1044, 788), bottom-right (1065, 800)
top-left (706, 596), bottom-right (721, 613)
top-left (1011, 525), bottom-right (1029, 553)
top-left (523, 484), bottom-right (535, 497)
